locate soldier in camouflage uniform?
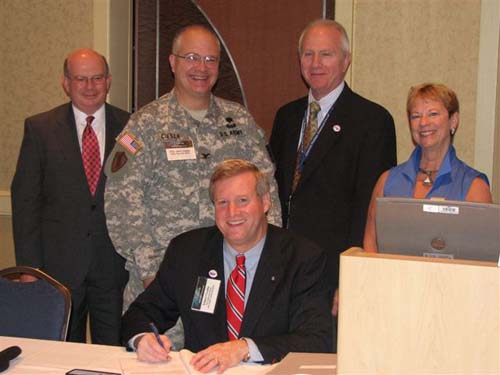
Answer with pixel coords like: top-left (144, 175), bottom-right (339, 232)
top-left (104, 25), bottom-right (281, 348)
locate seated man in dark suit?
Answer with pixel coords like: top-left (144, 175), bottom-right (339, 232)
top-left (121, 159), bottom-right (332, 373)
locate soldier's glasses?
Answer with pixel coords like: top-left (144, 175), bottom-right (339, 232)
top-left (173, 53), bottom-right (219, 66)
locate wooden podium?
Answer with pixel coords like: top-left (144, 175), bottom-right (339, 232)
top-left (337, 247), bottom-right (499, 374)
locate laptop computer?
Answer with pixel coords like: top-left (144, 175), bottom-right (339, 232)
top-left (375, 197), bottom-right (500, 262)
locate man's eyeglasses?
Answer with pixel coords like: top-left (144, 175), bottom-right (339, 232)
top-left (173, 53), bottom-right (219, 66)
top-left (68, 75), bottom-right (107, 85)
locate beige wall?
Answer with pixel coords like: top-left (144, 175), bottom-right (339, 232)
top-left (337, 0), bottom-right (499, 203)
top-left (0, 1), bottom-right (496, 196)
top-left (0, 0), bottom-right (94, 192)
top-left (0, 0), bottom-right (94, 263)
top-left (494, 43), bottom-right (500, 200)
top-left (0, 217), bottom-right (15, 268)
top-left (0, 0), bottom-right (131, 264)
top-left (0, 0), bottom-right (132, 193)
top-left (475, 0), bottom-right (500, 202)
top-left (0, 0), bottom-right (497, 251)
top-left (492, 3), bottom-right (500, 202)
top-left (339, 0), bottom-right (480, 165)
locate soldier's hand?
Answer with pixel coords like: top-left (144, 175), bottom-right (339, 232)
top-left (20, 274), bottom-right (39, 282)
top-left (332, 288), bottom-right (339, 317)
top-left (142, 276), bottom-right (155, 289)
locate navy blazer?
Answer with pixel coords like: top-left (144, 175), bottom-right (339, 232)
top-left (11, 102), bottom-right (129, 289)
top-left (121, 224), bottom-right (332, 363)
top-left (270, 84), bottom-right (397, 288)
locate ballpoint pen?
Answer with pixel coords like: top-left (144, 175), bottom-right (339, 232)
top-left (149, 322), bottom-right (165, 348)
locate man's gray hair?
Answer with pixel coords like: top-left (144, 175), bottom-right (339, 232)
top-left (298, 19), bottom-right (350, 57)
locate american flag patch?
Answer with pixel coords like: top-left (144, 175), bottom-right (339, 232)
top-left (117, 131), bottom-right (143, 156)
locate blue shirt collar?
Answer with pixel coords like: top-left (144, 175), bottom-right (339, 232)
top-left (405, 145), bottom-right (455, 181)
top-left (223, 235), bottom-right (266, 273)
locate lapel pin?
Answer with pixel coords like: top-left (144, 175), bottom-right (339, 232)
top-left (332, 124), bottom-right (341, 133)
top-left (209, 269), bottom-right (218, 278)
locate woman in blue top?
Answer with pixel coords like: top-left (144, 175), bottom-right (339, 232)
top-left (364, 83), bottom-right (492, 252)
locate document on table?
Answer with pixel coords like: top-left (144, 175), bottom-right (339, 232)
top-left (120, 355), bottom-right (186, 374)
top-left (120, 350), bottom-right (197, 374)
top-left (121, 349), bottom-right (269, 375)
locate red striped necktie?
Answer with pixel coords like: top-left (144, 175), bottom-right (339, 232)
top-left (82, 115), bottom-right (101, 195)
top-left (226, 254), bottom-right (246, 340)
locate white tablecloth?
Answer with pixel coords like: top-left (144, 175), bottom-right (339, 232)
top-left (0, 336), bottom-right (271, 375)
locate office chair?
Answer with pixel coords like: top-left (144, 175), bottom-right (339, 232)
top-left (0, 266), bottom-right (71, 341)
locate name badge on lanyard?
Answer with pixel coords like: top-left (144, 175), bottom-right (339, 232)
top-left (191, 276), bottom-right (221, 314)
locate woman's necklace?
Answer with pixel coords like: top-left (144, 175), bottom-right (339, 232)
top-left (418, 168), bottom-right (438, 186)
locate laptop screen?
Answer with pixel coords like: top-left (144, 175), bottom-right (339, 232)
top-left (375, 197), bottom-right (500, 262)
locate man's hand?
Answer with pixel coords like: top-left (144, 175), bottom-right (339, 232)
top-left (331, 288), bottom-right (339, 317)
top-left (136, 333), bottom-right (172, 363)
top-left (19, 274), bottom-right (38, 283)
top-left (191, 339), bottom-right (248, 374)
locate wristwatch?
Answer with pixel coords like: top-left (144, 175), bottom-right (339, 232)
top-left (239, 338), bottom-right (251, 362)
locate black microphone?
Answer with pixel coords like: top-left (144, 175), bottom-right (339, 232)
top-left (0, 346), bottom-right (22, 373)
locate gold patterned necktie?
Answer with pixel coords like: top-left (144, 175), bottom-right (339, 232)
top-left (292, 101), bottom-right (321, 192)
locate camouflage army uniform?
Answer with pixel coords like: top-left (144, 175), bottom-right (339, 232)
top-left (104, 91), bottom-right (281, 347)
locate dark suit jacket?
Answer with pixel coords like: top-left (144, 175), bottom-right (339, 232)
top-left (11, 102), bottom-right (129, 289)
top-left (121, 225), bottom-right (332, 363)
top-left (270, 84), bottom-right (397, 288)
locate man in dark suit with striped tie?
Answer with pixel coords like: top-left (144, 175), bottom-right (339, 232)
top-left (11, 49), bottom-right (129, 345)
top-left (121, 159), bottom-right (331, 372)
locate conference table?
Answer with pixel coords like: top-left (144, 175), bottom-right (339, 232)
top-left (0, 336), bottom-right (270, 374)
top-left (0, 336), bottom-right (337, 374)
